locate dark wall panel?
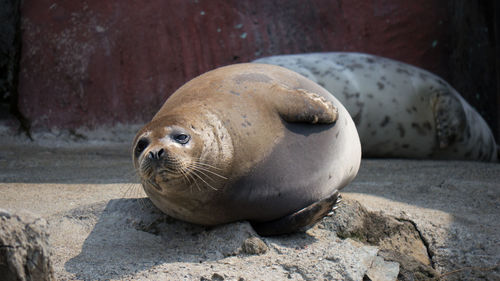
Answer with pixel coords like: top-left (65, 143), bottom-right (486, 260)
top-left (18, 0), bottom-right (454, 130)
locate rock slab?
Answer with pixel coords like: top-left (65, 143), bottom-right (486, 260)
top-left (0, 209), bottom-right (54, 281)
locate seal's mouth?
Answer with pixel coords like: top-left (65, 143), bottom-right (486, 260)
top-left (138, 153), bottom-right (228, 193)
top-left (140, 168), bottom-right (184, 193)
top-left (142, 177), bottom-right (163, 192)
top-left (138, 153), bottom-right (187, 193)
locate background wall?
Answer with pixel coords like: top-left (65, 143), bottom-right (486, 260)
top-left (1, 0), bottom-right (499, 140)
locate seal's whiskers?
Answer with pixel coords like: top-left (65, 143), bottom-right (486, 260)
top-left (192, 158), bottom-right (224, 170)
top-left (122, 182), bottom-right (145, 198)
top-left (189, 169), bottom-right (219, 191)
top-left (190, 162), bottom-right (227, 179)
top-left (179, 165), bottom-right (202, 192)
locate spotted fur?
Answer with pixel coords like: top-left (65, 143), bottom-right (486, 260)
top-left (254, 52), bottom-right (497, 161)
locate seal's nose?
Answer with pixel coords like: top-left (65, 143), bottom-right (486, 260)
top-left (148, 148), bottom-right (165, 160)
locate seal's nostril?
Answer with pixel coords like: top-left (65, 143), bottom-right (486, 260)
top-left (148, 149), bottom-right (164, 160)
top-left (157, 148), bottom-right (165, 158)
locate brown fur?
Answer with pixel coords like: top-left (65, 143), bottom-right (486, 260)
top-left (132, 63), bottom-right (361, 230)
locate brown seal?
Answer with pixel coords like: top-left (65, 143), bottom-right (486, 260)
top-left (132, 63), bottom-right (361, 235)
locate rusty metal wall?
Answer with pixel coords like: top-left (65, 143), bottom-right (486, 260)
top-left (16, 1), bottom-right (475, 133)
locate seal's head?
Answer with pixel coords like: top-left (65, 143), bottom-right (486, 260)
top-left (132, 115), bottom-right (205, 194)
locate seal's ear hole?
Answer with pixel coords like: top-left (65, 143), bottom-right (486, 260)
top-left (174, 133), bottom-right (191, 144)
top-left (135, 138), bottom-right (150, 157)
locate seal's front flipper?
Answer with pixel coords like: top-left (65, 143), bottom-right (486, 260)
top-left (430, 89), bottom-right (466, 148)
top-left (251, 191), bottom-right (340, 236)
top-left (271, 84), bottom-right (338, 124)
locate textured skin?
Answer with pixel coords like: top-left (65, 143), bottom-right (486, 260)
top-left (132, 63), bottom-right (361, 229)
top-left (254, 53), bottom-right (498, 162)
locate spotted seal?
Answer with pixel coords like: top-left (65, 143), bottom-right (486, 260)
top-left (132, 63), bottom-right (361, 236)
top-left (254, 52), bottom-right (497, 161)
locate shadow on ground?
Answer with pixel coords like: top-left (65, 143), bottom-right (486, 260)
top-left (63, 198), bottom-right (318, 280)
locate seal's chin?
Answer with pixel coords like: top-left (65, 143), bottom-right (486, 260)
top-left (142, 169), bottom-right (184, 191)
top-left (138, 156), bottom-right (189, 193)
top-left (142, 178), bottom-right (163, 192)
top-left (141, 169), bottom-right (185, 193)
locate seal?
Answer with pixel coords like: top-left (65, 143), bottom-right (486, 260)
top-left (132, 63), bottom-right (361, 236)
top-left (254, 52), bottom-right (498, 162)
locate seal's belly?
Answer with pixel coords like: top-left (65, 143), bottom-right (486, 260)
top-left (223, 115), bottom-right (360, 222)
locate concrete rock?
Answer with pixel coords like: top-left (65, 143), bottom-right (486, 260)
top-left (365, 256), bottom-right (399, 281)
top-left (241, 237), bottom-right (268, 255)
top-left (347, 159), bottom-right (500, 280)
top-left (0, 209), bottom-right (54, 281)
top-left (59, 197), bottom-right (383, 280)
top-left (323, 198), bottom-right (440, 279)
top-left (1, 140), bottom-right (499, 280)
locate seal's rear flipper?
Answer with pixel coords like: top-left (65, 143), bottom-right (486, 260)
top-left (431, 89), bottom-right (467, 149)
top-left (251, 191), bottom-right (340, 236)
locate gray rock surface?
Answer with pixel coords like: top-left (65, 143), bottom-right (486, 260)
top-left (0, 209), bottom-right (54, 281)
top-left (365, 256), bottom-right (399, 281)
top-left (0, 133), bottom-right (499, 280)
top-left (348, 160), bottom-right (500, 280)
top-left (323, 198), bottom-right (437, 279)
top-left (241, 236), bottom-right (268, 255)
top-left (52, 198), bottom-right (386, 280)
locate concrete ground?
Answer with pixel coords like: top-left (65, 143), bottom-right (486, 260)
top-left (0, 133), bottom-right (499, 280)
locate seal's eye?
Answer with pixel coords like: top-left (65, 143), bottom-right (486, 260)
top-left (135, 138), bottom-right (149, 157)
top-left (174, 133), bottom-right (190, 144)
